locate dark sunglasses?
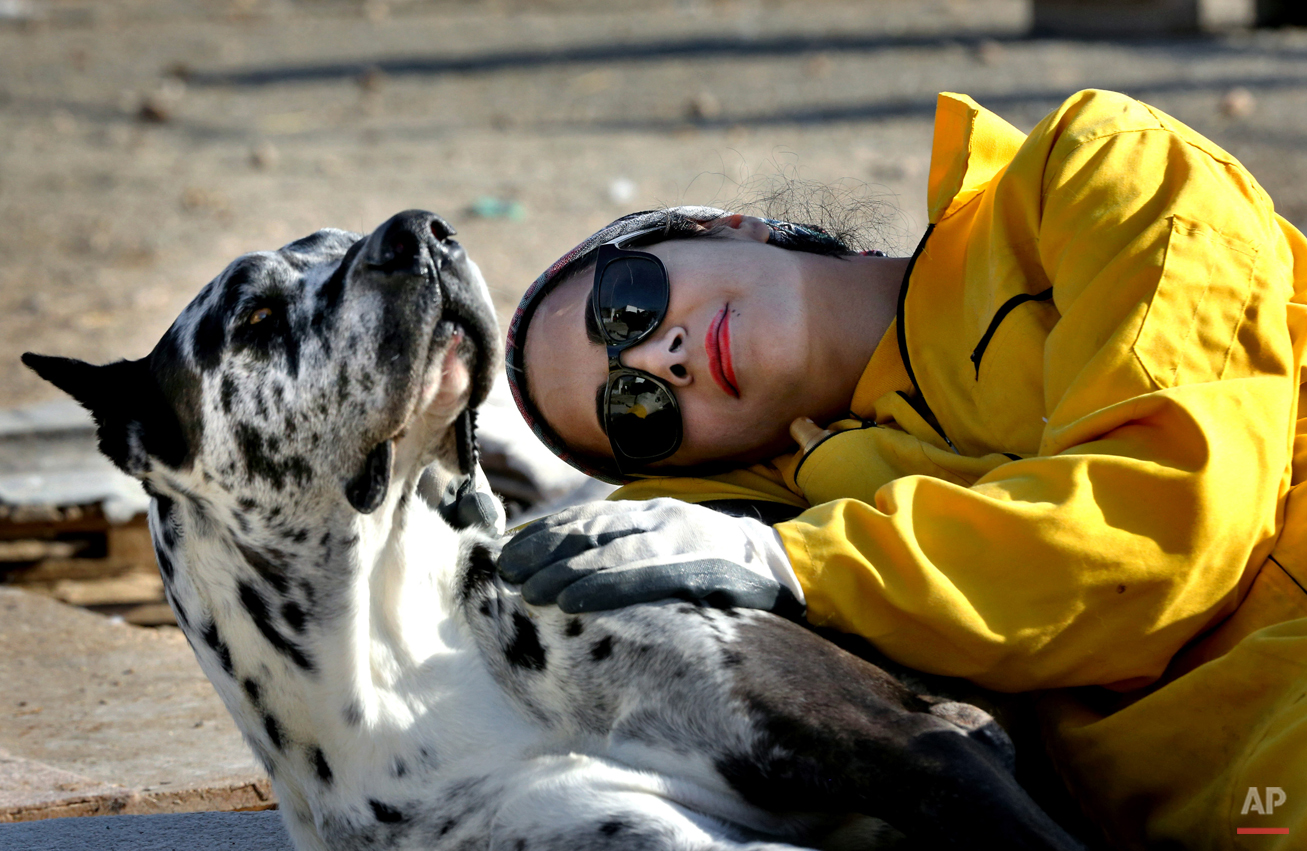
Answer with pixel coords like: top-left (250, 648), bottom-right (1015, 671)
top-left (590, 228), bottom-right (683, 473)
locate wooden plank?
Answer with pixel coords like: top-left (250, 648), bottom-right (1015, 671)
top-left (0, 504), bottom-right (112, 540)
top-left (4, 558), bottom-right (139, 584)
top-left (105, 520), bottom-right (155, 565)
top-left (0, 540), bottom-right (86, 562)
top-left (47, 571), bottom-right (164, 607)
top-left (116, 603), bottom-right (177, 627)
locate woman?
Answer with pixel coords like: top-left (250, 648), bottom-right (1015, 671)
top-left (500, 90), bottom-right (1307, 849)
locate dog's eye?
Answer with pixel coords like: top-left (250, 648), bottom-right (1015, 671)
top-left (248, 307), bottom-right (273, 325)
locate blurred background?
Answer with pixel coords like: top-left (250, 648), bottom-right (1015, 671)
top-left (5, 0), bottom-right (1307, 408)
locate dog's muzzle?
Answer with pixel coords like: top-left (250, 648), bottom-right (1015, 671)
top-left (361, 209), bottom-right (458, 278)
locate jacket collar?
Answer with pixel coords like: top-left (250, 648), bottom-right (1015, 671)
top-left (927, 93), bottom-right (1027, 224)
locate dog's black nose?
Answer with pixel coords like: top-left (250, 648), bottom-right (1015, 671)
top-left (429, 214), bottom-right (456, 241)
top-left (367, 210), bottom-right (456, 275)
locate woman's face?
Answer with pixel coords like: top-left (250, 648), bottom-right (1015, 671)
top-left (524, 221), bottom-right (856, 470)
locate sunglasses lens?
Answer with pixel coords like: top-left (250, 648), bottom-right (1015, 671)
top-left (606, 372), bottom-right (680, 461)
top-left (597, 257), bottom-right (667, 344)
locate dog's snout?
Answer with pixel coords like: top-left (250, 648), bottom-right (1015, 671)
top-left (366, 209), bottom-right (454, 276)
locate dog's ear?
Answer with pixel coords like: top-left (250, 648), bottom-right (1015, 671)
top-left (21, 353), bottom-right (191, 477)
top-left (344, 439), bottom-right (392, 513)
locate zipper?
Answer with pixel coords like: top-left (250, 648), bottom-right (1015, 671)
top-left (895, 225), bottom-right (957, 452)
top-left (969, 287), bottom-right (1054, 379)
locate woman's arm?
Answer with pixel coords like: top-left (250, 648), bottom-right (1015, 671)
top-left (782, 91), bottom-right (1304, 692)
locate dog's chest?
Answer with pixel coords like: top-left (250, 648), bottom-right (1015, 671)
top-left (460, 569), bottom-right (762, 762)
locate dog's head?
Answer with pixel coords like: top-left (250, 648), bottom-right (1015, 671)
top-left (24, 210), bottom-right (499, 517)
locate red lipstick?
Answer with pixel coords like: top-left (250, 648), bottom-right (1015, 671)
top-left (706, 306), bottom-right (739, 398)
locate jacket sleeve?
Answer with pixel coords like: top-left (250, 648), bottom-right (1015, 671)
top-left (776, 91), bottom-right (1303, 692)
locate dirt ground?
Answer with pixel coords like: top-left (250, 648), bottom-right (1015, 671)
top-left (4, 0), bottom-right (1307, 409)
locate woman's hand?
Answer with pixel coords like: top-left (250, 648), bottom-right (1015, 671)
top-left (497, 498), bottom-right (805, 617)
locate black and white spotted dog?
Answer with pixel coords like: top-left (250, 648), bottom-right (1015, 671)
top-left (24, 211), bottom-right (1081, 850)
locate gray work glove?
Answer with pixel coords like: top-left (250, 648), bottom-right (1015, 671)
top-left (498, 498), bottom-right (805, 617)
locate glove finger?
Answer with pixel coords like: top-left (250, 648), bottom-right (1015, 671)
top-left (553, 561), bottom-right (699, 613)
top-left (673, 560), bottom-right (801, 614)
top-left (556, 558), bottom-right (786, 614)
top-left (498, 527), bottom-right (644, 583)
top-left (520, 560), bottom-right (599, 606)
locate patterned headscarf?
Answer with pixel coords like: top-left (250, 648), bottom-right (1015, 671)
top-left (504, 206), bottom-right (859, 484)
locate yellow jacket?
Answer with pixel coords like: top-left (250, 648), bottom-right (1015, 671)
top-left (613, 89), bottom-right (1307, 695)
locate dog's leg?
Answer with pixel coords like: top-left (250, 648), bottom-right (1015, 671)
top-left (716, 616), bottom-right (1083, 851)
top-left (485, 754), bottom-right (815, 851)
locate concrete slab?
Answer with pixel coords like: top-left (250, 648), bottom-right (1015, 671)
top-left (0, 587), bottom-right (273, 821)
top-left (0, 811), bottom-right (290, 851)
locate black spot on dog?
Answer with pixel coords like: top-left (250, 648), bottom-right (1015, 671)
top-left (201, 621), bottom-right (234, 676)
top-left (336, 364), bottom-right (350, 405)
top-left (458, 544), bottom-right (499, 601)
top-left (369, 799), bottom-right (404, 823)
top-left (599, 821), bottom-right (627, 836)
top-left (438, 817), bottom-right (457, 837)
top-left (319, 530), bottom-right (331, 548)
top-left (192, 264), bottom-right (256, 373)
top-left (285, 230), bottom-right (334, 255)
top-left (514, 840), bottom-right (526, 851)
top-left (147, 327), bottom-right (205, 460)
top-left (236, 540), bottom-right (293, 596)
top-left (238, 497), bottom-right (259, 512)
top-left (242, 677), bottom-right (261, 704)
top-left (565, 617), bottom-right (584, 637)
top-left (193, 309), bottom-right (227, 374)
top-left (171, 486), bottom-right (214, 536)
top-left (343, 700), bottom-right (363, 727)
top-left (344, 440), bottom-right (392, 514)
top-left (311, 746), bottom-right (333, 785)
top-left (169, 597), bottom-right (190, 629)
top-left (154, 545), bottom-right (176, 584)
top-left (505, 612), bottom-right (547, 672)
top-left (392, 758), bottom-right (407, 778)
top-left (249, 740), bottom-right (276, 778)
top-left (237, 580), bottom-right (315, 672)
top-left (590, 636), bottom-right (614, 661)
top-left (154, 494), bottom-right (178, 546)
top-left (264, 713), bottom-right (284, 750)
top-left (478, 601), bottom-right (491, 617)
top-left (220, 374), bottom-right (237, 415)
top-left (235, 422), bottom-right (312, 491)
top-left (282, 600), bottom-right (307, 633)
top-left (722, 649), bottom-right (744, 667)
top-left (311, 238), bottom-right (363, 335)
